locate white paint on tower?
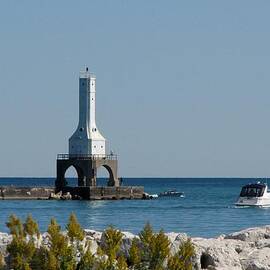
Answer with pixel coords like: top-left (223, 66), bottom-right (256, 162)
top-left (69, 68), bottom-right (106, 156)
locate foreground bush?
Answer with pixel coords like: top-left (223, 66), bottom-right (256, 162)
top-left (1, 214), bottom-right (195, 270)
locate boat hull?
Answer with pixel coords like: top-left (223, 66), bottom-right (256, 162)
top-left (235, 197), bottom-right (270, 207)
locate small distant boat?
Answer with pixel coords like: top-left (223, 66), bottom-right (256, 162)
top-left (159, 190), bottom-right (185, 198)
top-left (149, 194), bottom-right (159, 199)
top-left (143, 193), bottom-right (158, 199)
top-left (235, 182), bottom-right (270, 207)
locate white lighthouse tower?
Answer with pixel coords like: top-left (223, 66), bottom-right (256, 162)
top-left (56, 68), bottom-right (145, 194)
top-left (69, 68), bottom-right (106, 156)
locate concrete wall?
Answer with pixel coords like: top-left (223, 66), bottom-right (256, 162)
top-left (0, 186), bottom-right (54, 200)
top-left (0, 185), bottom-right (144, 200)
top-left (63, 186), bottom-right (144, 200)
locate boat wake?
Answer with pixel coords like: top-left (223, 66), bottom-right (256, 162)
top-left (229, 205), bottom-right (251, 209)
top-left (229, 205), bottom-right (270, 209)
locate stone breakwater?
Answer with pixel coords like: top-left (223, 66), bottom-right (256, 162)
top-left (0, 186), bottom-right (145, 200)
top-left (1, 226), bottom-right (270, 270)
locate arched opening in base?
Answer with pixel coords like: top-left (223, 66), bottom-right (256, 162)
top-left (64, 165), bottom-right (85, 187)
top-left (96, 165), bottom-right (115, 186)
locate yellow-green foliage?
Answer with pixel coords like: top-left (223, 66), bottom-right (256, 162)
top-left (96, 245), bottom-right (104, 256)
top-left (139, 223), bottom-right (170, 270)
top-left (100, 226), bottom-right (123, 265)
top-left (4, 214), bottom-right (195, 270)
top-left (47, 218), bottom-right (76, 270)
top-left (76, 242), bottom-right (95, 270)
top-left (94, 258), bottom-right (109, 270)
top-left (47, 218), bottom-right (66, 257)
top-left (167, 239), bottom-right (195, 270)
top-left (24, 215), bottom-right (40, 238)
top-left (128, 238), bottom-right (141, 268)
top-left (30, 246), bottom-right (48, 270)
top-left (46, 251), bottom-right (58, 270)
top-left (138, 222), bottom-right (153, 267)
top-left (139, 222), bottom-right (153, 250)
top-left (6, 214), bottom-right (38, 270)
top-left (117, 255), bottom-right (128, 270)
top-left (0, 253), bottom-right (4, 270)
top-left (66, 213), bottom-right (84, 242)
top-left (6, 214), bottom-right (24, 238)
top-left (149, 230), bottom-right (170, 270)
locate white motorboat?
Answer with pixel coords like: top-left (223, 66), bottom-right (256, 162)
top-left (143, 193), bottom-right (158, 199)
top-left (159, 190), bottom-right (185, 198)
top-left (235, 182), bottom-right (270, 207)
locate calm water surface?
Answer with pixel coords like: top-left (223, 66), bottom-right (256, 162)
top-left (0, 178), bottom-right (270, 237)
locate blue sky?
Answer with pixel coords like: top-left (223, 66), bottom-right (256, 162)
top-left (0, 1), bottom-right (270, 177)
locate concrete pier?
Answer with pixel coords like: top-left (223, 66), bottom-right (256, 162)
top-left (0, 186), bottom-right (54, 200)
top-left (0, 186), bottom-right (145, 200)
top-left (62, 186), bottom-right (144, 200)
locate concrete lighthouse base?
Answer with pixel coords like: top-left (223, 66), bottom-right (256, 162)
top-left (55, 154), bottom-right (120, 190)
top-left (55, 154), bottom-right (144, 200)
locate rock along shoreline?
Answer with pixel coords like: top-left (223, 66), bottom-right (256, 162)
top-left (1, 225), bottom-right (270, 270)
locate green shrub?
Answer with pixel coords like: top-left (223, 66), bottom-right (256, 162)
top-left (149, 230), bottom-right (170, 270)
top-left (66, 213), bottom-right (86, 269)
top-left (128, 238), bottom-right (142, 268)
top-left (0, 253), bottom-right (4, 270)
top-left (6, 215), bottom-right (37, 270)
top-left (138, 223), bottom-right (170, 270)
top-left (76, 242), bottom-right (95, 270)
top-left (4, 214), bottom-right (195, 270)
top-left (30, 246), bottom-right (48, 270)
top-left (139, 222), bottom-right (153, 251)
top-left (47, 218), bottom-right (65, 257)
top-left (47, 218), bottom-right (76, 270)
top-left (23, 215), bottom-right (40, 238)
top-left (46, 251), bottom-right (58, 270)
top-left (6, 214), bottom-right (24, 238)
top-left (94, 258), bottom-right (109, 270)
top-left (167, 239), bottom-right (195, 270)
top-left (100, 226), bottom-right (123, 266)
top-left (117, 255), bottom-right (128, 270)
top-left (66, 213), bottom-right (84, 243)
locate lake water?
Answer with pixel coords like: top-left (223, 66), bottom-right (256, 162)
top-left (0, 177), bottom-right (270, 237)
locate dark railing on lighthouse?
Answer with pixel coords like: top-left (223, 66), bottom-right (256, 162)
top-left (57, 154), bottom-right (118, 160)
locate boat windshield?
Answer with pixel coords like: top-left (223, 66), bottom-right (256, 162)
top-left (240, 186), bottom-right (265, 197)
